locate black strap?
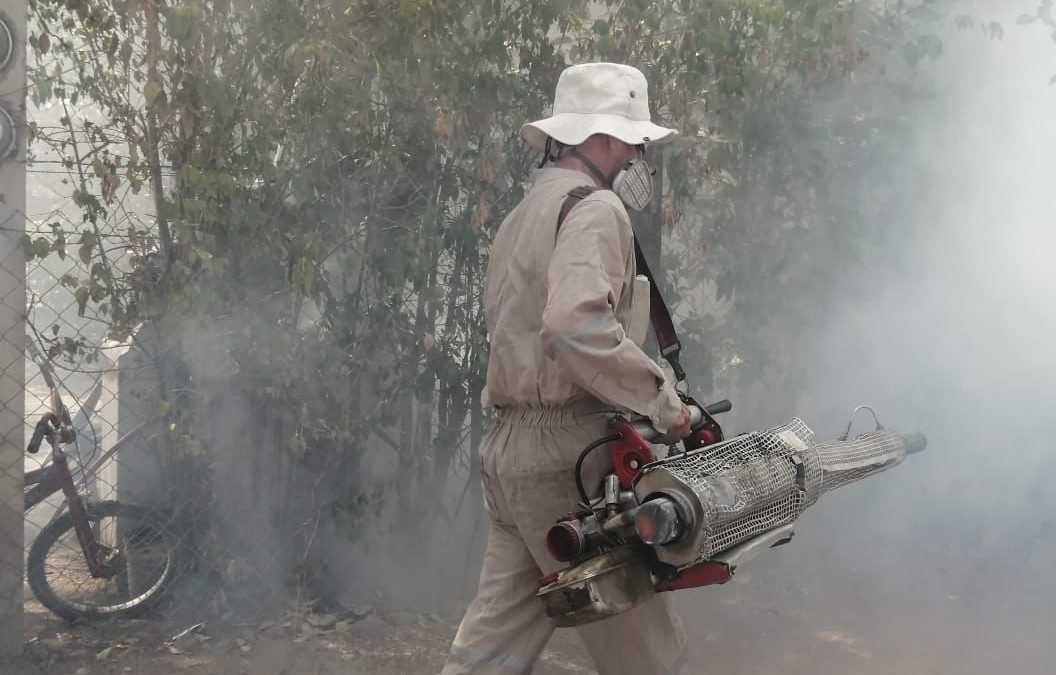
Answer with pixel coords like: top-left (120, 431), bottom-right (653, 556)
top-left (556, 187), bottom-right (686, 383)
top-left (567, 148), bottom-right (611, 188)
top-left (556, 185), bottom-right (598, 235)
top-left (631, 236), bottom-right (686, 382)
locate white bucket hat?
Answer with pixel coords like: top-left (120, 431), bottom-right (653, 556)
top-left (522, 62), bottom-right (677, 152)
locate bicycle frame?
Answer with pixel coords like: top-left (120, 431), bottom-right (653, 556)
top-left (23, 350), bottom-right (159, 579)
top-left (23, 416), bottom-right (155, 512)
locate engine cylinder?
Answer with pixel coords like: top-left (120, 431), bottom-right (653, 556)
top-left (546, 521), bottom-right (586, 562)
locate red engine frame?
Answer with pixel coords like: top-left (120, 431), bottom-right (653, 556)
top-left (606, 398), bottom-right (734, 590)
top-left (607, 418), bottom-right (658, 489)
top-left (606, 396), bottom-right (726, 488)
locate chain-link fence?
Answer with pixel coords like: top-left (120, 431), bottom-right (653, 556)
top-left (4, 141), bottom-right (322, 645)
top-left (4, 164), bottom-right (486, 653)
top-left (16, 221), bottom-right (349, 624)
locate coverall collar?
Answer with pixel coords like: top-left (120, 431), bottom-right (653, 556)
top-left (531, 166), bottom-right (601, 188)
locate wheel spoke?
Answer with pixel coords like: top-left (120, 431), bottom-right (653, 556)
top-left (28, 503), bottom-right (176, 619)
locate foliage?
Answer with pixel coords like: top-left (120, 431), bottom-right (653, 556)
top-left (1018, 0), bottom-right (1056, 84)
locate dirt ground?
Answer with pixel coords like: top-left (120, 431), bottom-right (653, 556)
top-left (3, 561), bottom-right (1051, 675)
top-left (3, 600), bottom-right (594, 675)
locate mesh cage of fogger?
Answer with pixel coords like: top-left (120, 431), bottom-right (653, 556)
top-left (634, 417), bottom-right (911, 568)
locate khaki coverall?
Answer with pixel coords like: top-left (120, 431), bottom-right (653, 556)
top-left (441, 167), bottom-right (688, 675)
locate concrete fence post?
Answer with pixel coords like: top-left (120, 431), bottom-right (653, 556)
top-left (0, 0), bottom-right (26, 656)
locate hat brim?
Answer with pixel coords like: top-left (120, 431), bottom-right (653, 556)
top-left (522, 113), bottom-right (677, 152)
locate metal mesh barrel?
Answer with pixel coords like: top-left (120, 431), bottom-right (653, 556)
top-left (634, 418), bottom-right (913, 568)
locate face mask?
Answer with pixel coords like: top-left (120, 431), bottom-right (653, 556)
top-left (611, 159), bottom-right (654, 212)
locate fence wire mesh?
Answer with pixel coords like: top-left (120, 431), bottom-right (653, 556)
top-left (3, 172), bottom-right (486, 656)
top-left (6, 185), bottom-right (313, 634)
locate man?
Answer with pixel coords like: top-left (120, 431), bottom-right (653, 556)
top-left (441, 63), bottom-right (691, 675)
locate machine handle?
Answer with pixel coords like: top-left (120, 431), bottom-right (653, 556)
top-left (632, 400), bottom-right (731, 443)
top-left (704, 399), bottom-right (732, 416)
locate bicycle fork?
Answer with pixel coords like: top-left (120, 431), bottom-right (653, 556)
top-left (52, 445), bottom-right (113, 579)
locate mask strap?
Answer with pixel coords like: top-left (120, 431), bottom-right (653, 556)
top-left (569, 148), bottom-right (614, 188)
top-left (538, 137), bottom-right (553, 169)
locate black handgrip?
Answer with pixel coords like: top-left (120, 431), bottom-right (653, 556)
top-left (704, 399), bottom-right (733, 415)
top-left (902, 432), bottom-right (928, 455)
top-left (27, 419), bottom-right (51, 454)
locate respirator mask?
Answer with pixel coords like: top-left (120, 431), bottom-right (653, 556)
top-left (611, 158), bottom-right (655, 212)
top-left (563, 145), bottom-right (656, 213)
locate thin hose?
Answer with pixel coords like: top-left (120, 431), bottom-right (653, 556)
top-left (575, 433), bottom-right (622, 506)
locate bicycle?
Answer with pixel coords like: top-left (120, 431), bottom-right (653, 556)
top-left (22, 350), bottom-right (178, 621)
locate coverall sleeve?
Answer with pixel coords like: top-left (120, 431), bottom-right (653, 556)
top-left (540, 198), bottom-right (683, 432)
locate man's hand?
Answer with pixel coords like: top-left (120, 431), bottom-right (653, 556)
top-left (656, 403), bottom-right (692, 445)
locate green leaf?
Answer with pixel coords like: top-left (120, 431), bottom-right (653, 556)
top-left (35, 75), bottom-right (53, 103)
top-left (78, 230), bottom-right (96, 265)
top-left (920, 34), bottom-right (943, 61)
top-left (144, 80), bottom-right (162, 106)
top-left (166, 5), bottom-right (201, 45)
top-left (183, 437), bottom-right (203, 457)
top-left (74, 286), bottom-right (89, 317)
top-left (31, 237), bottom-right (51, 259)
top-left (89, 279), bottom-right (106, 302)
top-left (91, 262), bottom-right (112, 283)
top-left (119, 40), bottom-right (132, 71)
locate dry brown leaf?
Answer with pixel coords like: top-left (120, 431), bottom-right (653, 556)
top-left (181, 112), bottom-right (195, 140)
top-left (434, 114), bottom-right (454, 140)
top-left (476, 152), bottom-right (496, 181)
top-left (470, 193), bottom-right (492, 232)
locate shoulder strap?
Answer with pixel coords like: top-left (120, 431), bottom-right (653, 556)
top-left (631, 237), bottom-right (686, 383)
top-left (556, 185), bottom-right (599, 236)
top-left (555, 187), bottom-right (686, 383)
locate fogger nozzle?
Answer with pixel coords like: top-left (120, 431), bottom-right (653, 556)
top-left (903, 432), bottom-right (928, 454)
top-left (634, 497), bottom-right (684, 546)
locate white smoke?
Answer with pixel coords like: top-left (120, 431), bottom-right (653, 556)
top-left (672, 4), bottom-right (1056, 673)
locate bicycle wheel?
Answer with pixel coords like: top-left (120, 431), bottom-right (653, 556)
top-left (27, 500), bottom-right (178, 621)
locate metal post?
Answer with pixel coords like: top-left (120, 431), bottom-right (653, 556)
top-left (0, 0), bottom-right (25, 656)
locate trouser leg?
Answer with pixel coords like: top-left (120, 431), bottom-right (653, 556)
top-left (499, 423), bottom-right (688, 675)
top-left (444, 409), bottom-right (688, 675)
top-left (440, 518), bottom-right (555, 675)
top-left (575, 595), bottom-right (688, 675)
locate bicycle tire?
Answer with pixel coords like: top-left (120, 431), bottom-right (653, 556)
top-left (27, 500), bottom-right (178, 621)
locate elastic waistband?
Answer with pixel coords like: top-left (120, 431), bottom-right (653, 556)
top-left (494, 399), bottom-right (613, 428)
